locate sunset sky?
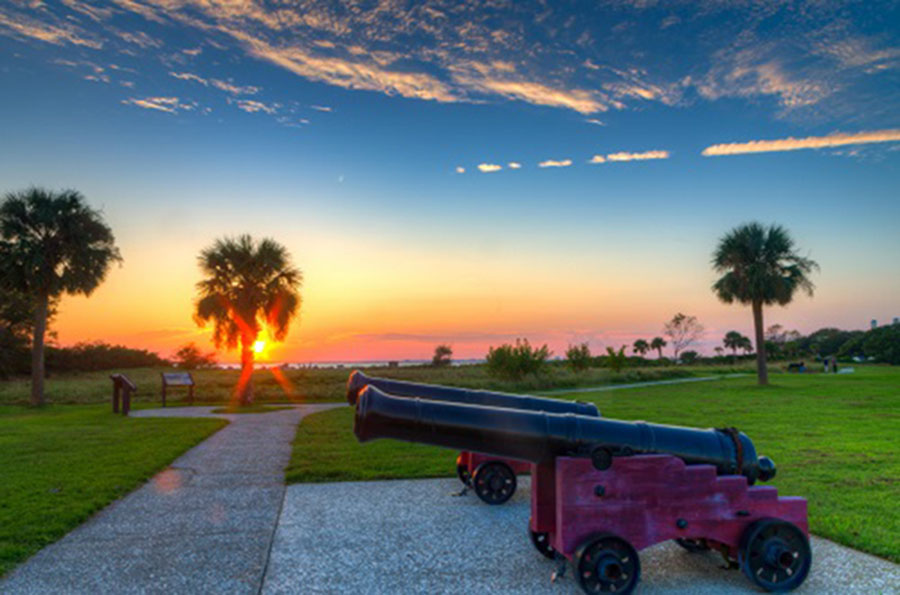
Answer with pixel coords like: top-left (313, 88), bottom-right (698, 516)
top-left (1, 1), bottom-right (899, 363)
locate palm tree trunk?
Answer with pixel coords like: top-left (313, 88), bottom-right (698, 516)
top-left (30, 292), bottom-right (49, 407)
top-left (238, 336), bottom-right (254, 406)
top-left (752, 300), bottom-right (769, 386)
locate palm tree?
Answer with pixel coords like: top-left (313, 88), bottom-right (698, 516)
top-left (0, 188), bottom-right (121, 406)
top-left (723, 331), bottom-right (746, 357)
top-left (650, 336), bottom-right (667, 359)
top-left (712, 223), bottom-right (817, 385)
top-left (632, 339), bottom-right (650, 357)
top-left (194, 235), bottom-right (302, 405)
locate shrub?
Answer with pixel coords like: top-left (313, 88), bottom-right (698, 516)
top-left (565, 342), bottom-right (592, 372)
top-left (680, 350), bottom-right (700, 364)
top-left (173, 342), bottom-right (218, 370)
top-left (862, 324), bottom-right (900, 364)
top-left (605, 346), bottom-right (627, 373)
top-left (486, 339), bottom-right (551, 380)
top-left (431, 344), bottom-right (453, 367)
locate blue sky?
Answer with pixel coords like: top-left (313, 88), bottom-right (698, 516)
top-left (1, 1), bottom-right (898, 361)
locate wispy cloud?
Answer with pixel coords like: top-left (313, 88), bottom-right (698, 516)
top-left (585, 119), bottom-right (606, 126)
top-left (702, 129), bottom-right (900, 156)
top-left (170, 72), bottom-right (259, 95)
top-left (508, 162), bottom-right (522, 169)
top-left (455, 166), bottom-right (465, 174)
top-left (211, 79), bottom-right (260, 95)
top-left (0, 10), bottom-right (101, 48)
top-left (538, 159), bottom-right (573, 168)
top-left (606, 150), bottom-right (670, 162)
top-left (311, 105), bottom-right (333, 112)
top-left (121, 97), bottom-right (197, 114)
top-left (589, 155), bottom-right (606, 164)
top-left (231, 99), bottom-right (278, 114)
top-left (477, 163), bottom-right (502, 173)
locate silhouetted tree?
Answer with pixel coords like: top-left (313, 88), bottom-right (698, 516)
top-left (713, 223), bottom-right (817, 385)
top-left (566, 342), bottom-right (592, 372)
top-left (0, 188), bottom-right (121, 405)
top-left (723, 330), bottom-right (749, 360)
top-left (194, 235), bottom-right (301, 405)
top-left (432, 344), bottom-right (453, 367)
top-left (174, 342), bottom-right (218, 370)
top-left (632, 339), bottom-right (650, 356)
top-left (650, 336), bottom-right (667, 359)
top-left (664, 313), bottom-right (704, 360)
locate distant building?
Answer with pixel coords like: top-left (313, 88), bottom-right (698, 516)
top-left (871, 319), bottom-right (878, 329)
top-left (894, 317), bottom-right (899, 325)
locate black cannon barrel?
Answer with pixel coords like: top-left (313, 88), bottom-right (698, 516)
top-left (355, 386), bottom-right (776, 483)
top-left (346, 370), bottom-right (599, 417)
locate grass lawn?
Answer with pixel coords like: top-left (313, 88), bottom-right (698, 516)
top-left (286, 366), bottom-right (899, 563)
top-left (0, 405), bottom-right (226, 577)
top-left (0, 363), bottom-right (754, 407)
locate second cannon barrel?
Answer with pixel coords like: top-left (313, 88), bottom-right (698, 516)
top-left (346, 370), bottom-right (599, 417)
top-left (354, 386), bottom-right (775, 484)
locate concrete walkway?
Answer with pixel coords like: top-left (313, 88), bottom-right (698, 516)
top-left (265, 476), bottom-right (900, 594)
top-left (1, 404), bottom-right (340, 595)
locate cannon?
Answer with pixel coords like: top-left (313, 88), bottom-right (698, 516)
top-left (347, 370), bottom-right (600, 504)
top-left (354, 386), bottom-right (810, 593)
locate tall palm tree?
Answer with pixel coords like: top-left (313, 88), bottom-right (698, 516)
top-left (712, 223), bottom-right (817, 385)
top-left (650, 336), bottom-right (667, 359)
top-left (194, 235), bottom-right (302, 405)
top-left (0, 188), bottom-right (121, 406)
top-left (632, 339), bottom-right (650, 356)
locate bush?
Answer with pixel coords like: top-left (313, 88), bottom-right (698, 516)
top-left (605, 346), bottom-right (627, 373)
top-left (173, 342), bottom-right (217, 370)
top-left (565, 342), bottom-right (592, 372)
top-left (680, 350), bottom-right (700, 364)
top-left (862, 325), bottom-right (900, 364)
top-left (486, 339), bottom-right (551, 380)
top-left (431, 344), bottom-right (452, 367)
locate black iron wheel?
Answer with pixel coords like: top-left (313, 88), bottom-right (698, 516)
top-left (530, 528), bottom-right (557, 560)
top-left (675, 538), bottom-right (710, 553)
top-left (575, 533), bottom-right (640, 594)
top-left (739, 519), bottom-right (811, 592)
top-left (472, 461), bottom-right (517, 505)
top-left (456, 463), bottom-right (472, 487)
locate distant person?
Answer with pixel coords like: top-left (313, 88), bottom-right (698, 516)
top-left (832, 356), bottom-right (839, 373)
top-left (823, 358), bottom-right (830, 373)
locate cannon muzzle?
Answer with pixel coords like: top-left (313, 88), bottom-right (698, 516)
top-left (355, 386), bottom-right (776, 483)
top-left (346, 370), bottom-right (599, 417)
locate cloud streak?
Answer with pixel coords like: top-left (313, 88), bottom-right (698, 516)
top-left (606, 150), bottom-right (670, 162)
top-left (538, 159), bottom-right (573, 168)
top-left (121, 96), bottom-right (196, 114)
top-left (702, 129), bottom-right (900, 156)
top-left (477, 163), bottom-right (502, 173)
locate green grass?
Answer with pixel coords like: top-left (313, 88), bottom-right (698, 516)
top-left (209, 404), bottom-right (293, 414)
top-left (286, 366), bottom-right (899, 563)
top-left (0, 405), bottom-right (226, 577)
top-left (0, 363), bottom-right (755, 407)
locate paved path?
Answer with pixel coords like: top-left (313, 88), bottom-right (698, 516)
top-left (537, 374), bottom-right (748, 396)
top-left (1, 404), bottom-right (340, 595)
top-left (265, 476), bottom-right (900, 594)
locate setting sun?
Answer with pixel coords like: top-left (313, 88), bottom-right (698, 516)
top-left (252, 340), bottom-right (266, 354)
